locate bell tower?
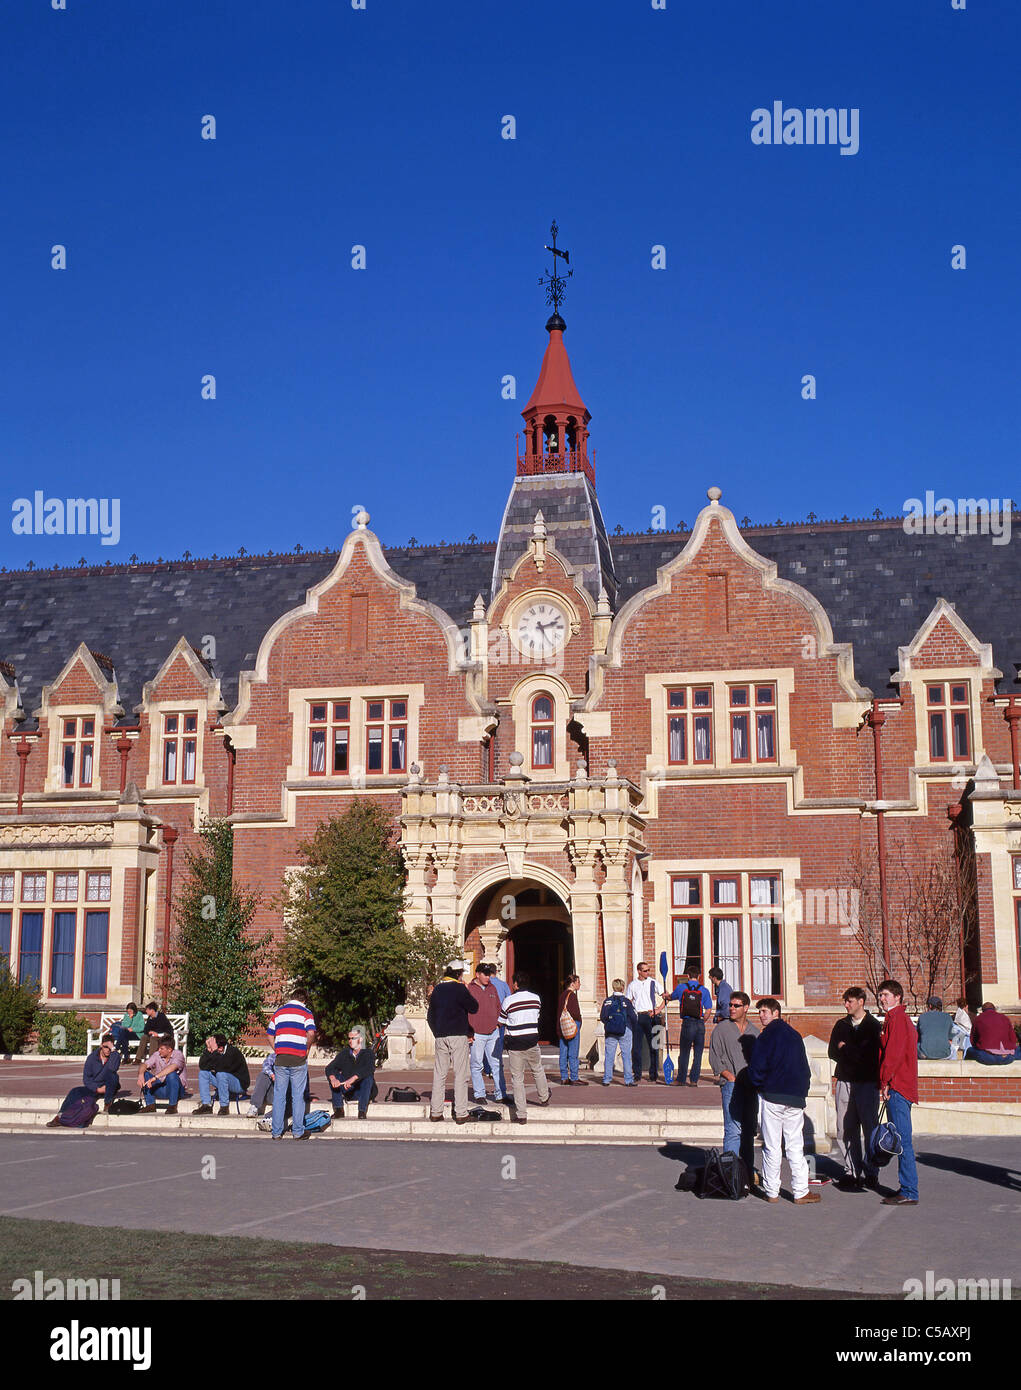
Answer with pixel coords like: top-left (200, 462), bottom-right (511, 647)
top-left (493, 223), bottom-right (617, 605)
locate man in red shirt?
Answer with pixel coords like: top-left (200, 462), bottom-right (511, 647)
top-left (878, 979), bottom-right (919, 1206)
top-left (967, 1003), bottom-right (1021, 1064)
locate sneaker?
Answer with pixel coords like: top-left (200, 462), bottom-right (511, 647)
top-left (246, 1106), bottom-right (259, 1118)
top-left (794, 1192), bottom-right (822, 1205)
top-left (881, 1193), bottom-right (918, 1206)
top-left (757, 1189), bottom-right (779, 1203)
top-left (192, 1104), bottom-right (213, 1116)
top-left (624, 1081), bottom-right (638, 1087)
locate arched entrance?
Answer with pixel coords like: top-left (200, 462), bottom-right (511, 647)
top-left (462, 877), bottom-right (574, 1044)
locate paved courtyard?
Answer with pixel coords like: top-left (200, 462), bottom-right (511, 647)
top-left (0, 1131), bottom-right (1017, 1297)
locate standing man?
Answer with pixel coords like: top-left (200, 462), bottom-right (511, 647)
top-left (878, 979), bottom-right (920, 1205)
top-left (499, 971), bottom-right (552, 1123)
top-left (708, 967), bottom-right (733, 1022)
top-left (427, 961), bottom-right (480, 1124)
top-left (747, 998), bottom-right (820, 1204)
top-left (626, 962), bottom-right (663, 1084)
top-left (267, 988), bottom-right (317, 1142)
top-left (137, 1035), bottom-right (188, 1114)
top-left (194, 1034), bottom-right (251, 1116)
top-left (664, 972), bottom-right (713, 1086)
top-left (707, 991), bottom-right (759, 1177)
top-left (482, 963), bottom-right (511, 1098)
top-left (468, 963), bottom-right (507, 1105)
top-left (827, 987), bottom-right (881, 1192)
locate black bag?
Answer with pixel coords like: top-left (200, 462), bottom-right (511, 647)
top-left (696, 1148), bottom-right (750, 1199)
top-left (466, 1106), bottom-right (501, 1122)
top-left (107, 1098), bottom-right (141, 1115)
top-left (385, 1086), bottom-right (422, 1103)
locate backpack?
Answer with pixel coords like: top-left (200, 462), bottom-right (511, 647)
top-left (302, 1109), bottom-right (332, 1133)
top-left (603, 996), bottom-right (628, 1038)
top-left (59, 1095), bottom-right (99, 1128)
top-left (680, 986), bottom-right (704, 1020)
top-left (696, 1148), bottom-right (750, 1200)
top-left (867, 1101), bottom-right (903, 1168)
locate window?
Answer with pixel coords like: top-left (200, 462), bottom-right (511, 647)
top-left (666, 686), bottom-right (713, 764)
top-left (0, 912), bottom-right (10, 967)
top-left (162, 711), bottom-right (198, 784)
top-left (366, 697), bottom-right (408, 774)
top-left (54, 872), bottom-right (78, 903)
top-left (667, 870), bottom-right (785, 997)
top-left (86, 872), bottom-right (111, 902)
top-left (22, 873), bottom-right (46, 903)
top-left (49, 911), bottom-right (76, 996)
top-left (308, 701), bottom-right (350, 776)
top-left (729, 684), bottom-right (776, 764)
top-left (530, 694), bottom-right (554, 769)
top-left (18, 912), bottom-right (43, 987)
top-left (60, 716), bottom-right (95, 788)
top-left (927, 683), bottom-right (971, 762)
top-left (0, 873), bottom-right (13, 903)
top-left (82, 911), bottom-right (109, 996)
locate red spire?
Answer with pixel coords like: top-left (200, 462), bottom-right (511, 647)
top-left (517, 316), bottom-right (594, 486)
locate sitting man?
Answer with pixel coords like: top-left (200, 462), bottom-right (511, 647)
top-left (137, 1035), bottom-right (188, 1114)
top-left (110, 1002), bottom-right (146, 1061)
top-left (965, 1003), bottom-right (1021, 1064)
top-left (46, 1033), bottom-right (122, 1126)
top-left (325, 1026), bottom-right (376, 1118)
top-left (247, 1054), bottom-right (313, 1122)
top-left (194, 1034), bottom-right (251, 1115)
top-left (916, 997), bottom-right (954, 1060)
top-left (140, 1001), bottom-right (175, 1059)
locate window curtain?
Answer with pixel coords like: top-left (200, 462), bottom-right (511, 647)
top-left (752, 916), bottom-right (780, 995)
top-left (673, 919), bottom-right (701, 977)
top-left (50, 911), bottom-right (76, 995)
top-left (693, 716), bottom-right (711, 761)
top-left (731, 714), bottom-right (748, 759)
top-left (713, 918), bottom-right (740, 983)
top-left (668, 717), bottom-right (685, 762)
top-left (19, 912), bottom-right (43, 987)
top-left (309, 729), bottom-right (326, 774)
top-left (714, 878), bottom-right (738, 905)
top-left (756, 712), bottom-right (775, 759)
top-left (82, 912), bottom-right (109, 996)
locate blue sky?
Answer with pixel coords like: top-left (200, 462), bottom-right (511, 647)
top-left (1, 0), bottom-right (1018, 567)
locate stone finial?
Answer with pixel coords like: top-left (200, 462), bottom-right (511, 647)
top-left (509, 751), bottom-right (524, 767)
top-left (437, 765), bottom-right (449, 785)
top-left (119, 781), bottom-right (142, 805)
top-left (472, 593), bottom-right (486, 622)
top-left (354, 508), bottom-right (370, 530)
top-left (575, 758), bottom-right (588, 783)
top-left (596, 585), bottom-right (612, 618)
top-left (973, 752), bottom-right (998, 785)
top-left (532, 510), bottom-right (547, 539)
top-left (707, 487), bottom-right (722, 503)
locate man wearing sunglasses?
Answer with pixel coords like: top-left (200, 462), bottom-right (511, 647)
top-left (326, 1025), bottom-right (377, 1119)
top-left (708, 991), bottom-right (759, 1177)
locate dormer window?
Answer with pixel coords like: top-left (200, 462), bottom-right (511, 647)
top-left (531, 694), bottom-right (554, 769)
top-left (162, 711), bottom-right (198, 784)
top-left (927, 683), bottom-right (971, 762)
top-left (61, 717), bottom-right (95, 788)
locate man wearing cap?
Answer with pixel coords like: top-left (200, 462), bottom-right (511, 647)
top-left (916, 997), bottom-right (954, 1061)
top-left (427, 961), bottom-right (480, 1123)
top-left (468, 963), bottom-right (508, 1106)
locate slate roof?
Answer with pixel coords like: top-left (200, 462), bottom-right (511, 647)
top-left (1, 516), bottom-right (1018, 723)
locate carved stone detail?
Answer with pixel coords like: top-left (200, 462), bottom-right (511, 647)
top-left (0, 823), bottom-right (113, 847)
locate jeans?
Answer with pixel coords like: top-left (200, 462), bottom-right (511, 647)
top-left (719, 1075), bottom-right (757, 1174)
top-left (559, 1029), bottom-right (581, 1082)
top-left (199, 1069), bottom-right (245, 1105)
top-left (885, 1087), bottom-right (918, 1201)
top-left (603, 1029), bottom-right (634, 1084)
top-left (677, 1017), bottom-right (705, 1083)
top-left (631, 1012), bottom-right (661, 1081)
top-left (331, 1074), bottom-right (373, 1114)
top-left (272, 1062), bottom-right (309, 1138)
top-left (142, 1072), bottom-right (182, 1108)
top-left (964, 1046), bottom-right (1021, 1065)
top-left (110, 1025), bottom-right (135, 1059)
top-left (470, 1029), bottom-right (505, 1099)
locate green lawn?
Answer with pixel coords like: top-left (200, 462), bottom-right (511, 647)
top-left (0, 1217), bottom-right (870, 1300)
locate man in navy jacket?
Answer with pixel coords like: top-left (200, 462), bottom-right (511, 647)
top-left (46, 1033), bottom-right (121, 1125)
top-left (747, 999), bottom-right (820, 1204)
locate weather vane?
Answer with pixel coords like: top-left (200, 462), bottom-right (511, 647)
top-left (539, 219), bottom-right (572, 315)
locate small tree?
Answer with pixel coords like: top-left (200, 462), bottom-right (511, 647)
top-left (169, 817), bottom-right (273, 1049)
top-left (0, 966), bottom-right (39, 1053)
top-left (402, 921), bottom-right (461, 1008)
top-left (278, 801), bottom-right (413, 1046)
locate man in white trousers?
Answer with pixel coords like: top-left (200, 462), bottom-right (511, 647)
top-left (747, 997), bottom-right (821, 1205)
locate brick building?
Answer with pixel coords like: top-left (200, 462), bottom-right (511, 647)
top-left (2, 310), bottom-right (1020, 1051)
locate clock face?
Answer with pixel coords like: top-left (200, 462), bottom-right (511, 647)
top-left (516, 601), bottom-right (568, 655)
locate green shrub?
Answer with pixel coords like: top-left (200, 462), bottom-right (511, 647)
top-left (31, 1007), bottom-right (93, 1055)
top-left (0, 967), bottom-right (39, 1053)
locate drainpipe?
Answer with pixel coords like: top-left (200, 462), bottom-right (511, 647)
top-left (946, 801), bottom-right (968, 1004)
top-left (116, 735), bottom-right (132, 793)
top-left (159, 826), bottom-right (179, 1010)
top-left (15, 736), bottom-right (31, 815)
top-left (224, 736), bottom-right (236, 814)
top-left (865, 702), bottom-right (892, 977)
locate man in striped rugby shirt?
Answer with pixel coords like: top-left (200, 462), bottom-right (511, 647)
top-left (267, 988), bottom-right (317, 1141)
top-left (498, 971), bottom-right (552, 1123)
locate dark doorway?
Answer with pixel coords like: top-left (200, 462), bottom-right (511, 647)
top-left (506, 920), bottom-right (574, 1043)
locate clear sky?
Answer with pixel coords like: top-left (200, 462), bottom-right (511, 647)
top-left (1, 0), bottom-right (1018, 568)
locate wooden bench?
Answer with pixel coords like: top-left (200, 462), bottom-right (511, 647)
top-left (86, 1012), bottom-right (190, 1055)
